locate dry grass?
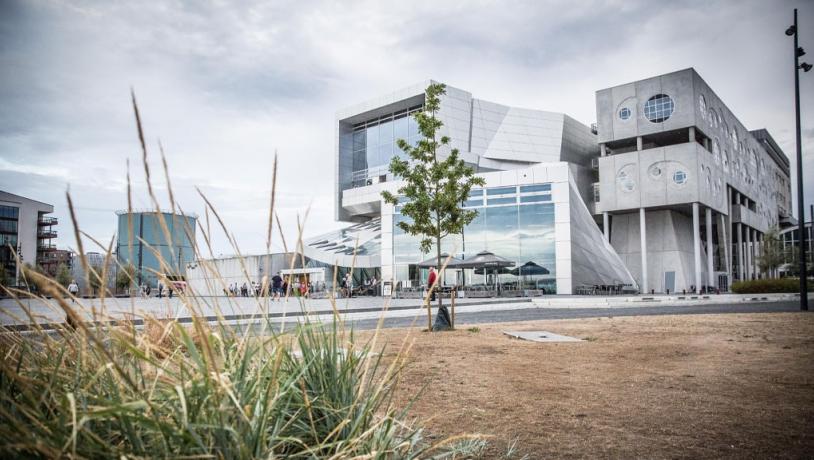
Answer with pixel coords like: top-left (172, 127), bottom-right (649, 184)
top-left (363, 312), bottom-right (814, 459)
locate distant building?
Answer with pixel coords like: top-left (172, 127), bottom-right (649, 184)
top-left (39, 248), bottom-right (74, 278)
top-left (0, 190), bottom-right (57, 285)
top-left (115, 210), bottom-right (197, 287)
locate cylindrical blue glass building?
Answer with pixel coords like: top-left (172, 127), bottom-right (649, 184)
top-left (116, 211), bottom-right (197, 287)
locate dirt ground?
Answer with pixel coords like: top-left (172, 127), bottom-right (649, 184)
top-left (362, 313), bottom-right (814, 459)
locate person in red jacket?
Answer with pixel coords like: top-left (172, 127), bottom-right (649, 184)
top-left (427, 267), bottom-right (437, 301)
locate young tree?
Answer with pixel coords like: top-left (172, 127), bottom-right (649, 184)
top-left (116, 264), bottom-right (136, 295)
top-left (88, 264), bottom-right (103, 297)
top-left (55, 263), bottom-right (71, 288)
top-left (757, 227), bottom-right (786, 278)
top-left (382, 83), bottom-right (485, 331)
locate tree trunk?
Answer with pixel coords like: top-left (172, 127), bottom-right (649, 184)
top-left (432, 234), bottom-right (452, 331)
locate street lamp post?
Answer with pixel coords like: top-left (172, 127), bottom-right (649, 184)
top-left (787, 8), bottom-right (811, 311)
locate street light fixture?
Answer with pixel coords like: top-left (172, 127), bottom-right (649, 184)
top-left (787, 8), bottom-right (810, 311)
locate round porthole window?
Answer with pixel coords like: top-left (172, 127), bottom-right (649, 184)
top-left (617, 171), bottom-right (635, 192)
top-left (673, 170), bottom-right (688, 185)
top-left (644, 94), bottom-right (675, 123)
top-left (619, 107), bottom-right (631, 120)
top-left (698, 95), bottom-right (707, 119)
top-left (649, 165), bottom-right (662, 179)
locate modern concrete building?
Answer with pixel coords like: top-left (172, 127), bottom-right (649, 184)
top-left (0, 190), bottom-right (57, 285)
top-left (116, 211), bottom-right (197, 287)
top-left (331, 80), bottom-right (636, 294)
top-left (191, 69), bottom-right (793, 297)
top-left (595, 68), bottom-right (793, 293)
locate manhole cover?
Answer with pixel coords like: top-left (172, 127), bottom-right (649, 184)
top-left (503, 330), bottom-right (582, 343)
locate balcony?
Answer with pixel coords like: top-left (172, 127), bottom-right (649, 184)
top-left (38, 216), bottom-right (58, 226)
top-left (37, 229), bottom-right (58, 239)
top-left (36, 243), bottom-right (56, 252)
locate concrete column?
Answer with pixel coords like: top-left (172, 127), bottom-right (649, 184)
top-left (600, 144), bottom-right (607, 157)
top-left (689, 126), bottom-right (696, 142)
top-left (693, 203), bottom-right (702, 294)
top-left (736, 223), bottom-right (744, 281)
top-left (706, 207), bottom-right (714, 289)
top-left (636, 136), bottom-right (643, 151)
top-left (603, 212), bottom-right (610, 242)
top-left (745, 228), bottom-right (752, 280)
top-left (720, 213), bottom-right (730, 290)
top-left (640, 208), bottom-right (648, 294)
top-left (754, 233), bottom-right (760, 279)
top-left (727, 187), bottom-right (733, 281)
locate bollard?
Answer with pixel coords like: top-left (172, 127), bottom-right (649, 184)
top-left (451, 288), bottom-right (456, 329)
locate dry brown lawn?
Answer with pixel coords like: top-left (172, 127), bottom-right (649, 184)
top-left (363, 312), bottom-right (814, 459)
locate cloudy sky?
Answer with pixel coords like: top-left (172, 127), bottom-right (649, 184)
top-left (1, 0), bottom-right (812, 257)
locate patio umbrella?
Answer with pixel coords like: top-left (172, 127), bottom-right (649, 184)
top-left (474, 266), bottom-right (513, 275)
top-left (415, 253), bottom-right (465, 268)
top-left (460, 251), bottom-right (515, 292)
top-left (458, 251), bottom-right (515, 269)
top-left (511, 261), bottom-right (550, 276)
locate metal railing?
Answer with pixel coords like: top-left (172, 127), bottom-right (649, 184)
top-left (37, 230), bottom-right (58, 239)
top-left (37, 216), bottom-right (58, 226)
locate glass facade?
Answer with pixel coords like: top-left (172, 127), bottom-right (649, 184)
top-left (351, 105), bottom-right (423, 187)
top-left (392, 184), bottom-right (556, 292)
top-left (0, 205), bottom-right (19, 283)
top-left (116, 212), bottom-right (197, 286)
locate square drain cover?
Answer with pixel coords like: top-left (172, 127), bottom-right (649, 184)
top-left (503, 330), bottom-right (582, 343)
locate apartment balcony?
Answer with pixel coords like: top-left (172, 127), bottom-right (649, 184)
top-left (36, 243), bottom-right (57, 252)
top-left (37, 229), bottom-right (58, 239)
top-left (37, 216), bottom-right (58, 226)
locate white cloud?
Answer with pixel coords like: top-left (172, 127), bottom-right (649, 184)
top-left (1, 0), bottom-right (813, 257)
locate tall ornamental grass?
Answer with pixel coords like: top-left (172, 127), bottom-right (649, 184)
top-left (0, 93), bottom-right (486, 458)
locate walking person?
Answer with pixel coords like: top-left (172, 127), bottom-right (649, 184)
top-left (282, 276), bottom-right (289, 299)
top-left (157, 281), bottom-right (164, 299)
top-left (67, 279), bottom-right (79, 303)
top-left (271, 272), bottom-right (283, 301)
top-left (427, 267), bottom-right (438, 301)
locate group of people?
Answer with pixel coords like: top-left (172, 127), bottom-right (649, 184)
top-left (338, 273), bottom-right (379, 298)
top-left (221, 273), bottom-right (317, 301)
top-left (140, 282), bottom-right (173, 298)
top-left (226, 282), bottom-right (260, 297)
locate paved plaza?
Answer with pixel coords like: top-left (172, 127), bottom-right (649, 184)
top-left (1, 292), bottom-right (809, 331)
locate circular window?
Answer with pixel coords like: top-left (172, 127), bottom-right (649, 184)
top-left (617, 171), bottom-right (635, 192)
top-left (619, 107), bottom-right (631, 120)
top-left (673, 170), bottom-right (688, 185)
top-left (713, 139), bottom-right (721, 164)
top-left (643, 94), bottom-right (675, 123)
top-left (698, 95), bottom-right (707, 119)
top-left (648, 164), bottom-right (663, 179)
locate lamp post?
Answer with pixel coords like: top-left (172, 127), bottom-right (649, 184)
top-left (787, 8), bottom-right (811, 311)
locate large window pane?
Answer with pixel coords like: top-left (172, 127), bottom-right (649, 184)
top-left (353, 130), bottom-right (366, 151)
top-left (408, 116), bottom-right (420, 138)
top-left (485, 205), bottom-right (518, 260)
top-left (366, 124), bottom-right (379, 148)
top-left (487, 187), bottom-right (516, 196)
top-left (394, 116), bottom-right (408, 141)
top-left (378, 120), bottom-right (393, 146)
top-left (519, 203), bottom-right (555, 274)
top-left (366, 140), bottom-right (379, 168)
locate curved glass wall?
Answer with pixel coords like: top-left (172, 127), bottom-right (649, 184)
top-left (393, 183), bottom-right (556, 292)
top-left (116, 212), bottom-right (197, 286)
